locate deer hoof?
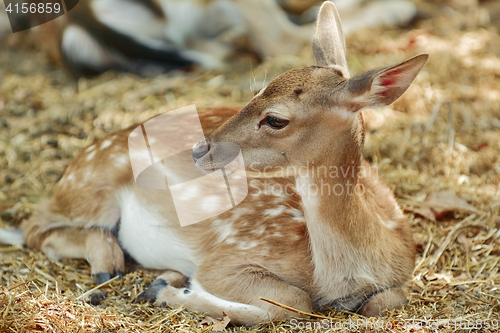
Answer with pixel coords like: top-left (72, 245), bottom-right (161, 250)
top-left (89, 291), bottom-right (108, 306)
top-left (93, 272), bottom-right (112, 285)
top-left (92, 270), bottom-right (124, 284)
top-left (358, 287), bottom-right (407, 317)
top-left (115, 270), bottom-right (124, 280)
top-left (133, 278), bottom-right (169, 304)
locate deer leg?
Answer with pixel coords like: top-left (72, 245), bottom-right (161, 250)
top-left (22, 198), bottom-right (124, 284)
top-left (32, 227), bottom-right (125, 284)
top-left (358, 287), bottom-right (407, 317)
top-left (135, 264), bottom-right (311, 325)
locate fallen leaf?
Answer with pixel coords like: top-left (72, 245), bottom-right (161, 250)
top-left (412, 207), bottom-right (437, 222)
top-left (200, 313), bottom-right (230, 331)
top-left (424, 191), bottom-right (481, 220)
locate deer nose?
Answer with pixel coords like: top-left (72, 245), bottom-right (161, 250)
top-left (192, 139), bottom-right (209, 162)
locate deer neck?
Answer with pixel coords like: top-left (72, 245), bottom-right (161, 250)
top-left (295, 115), bottom-right (382, 298)
top-left (296, 114), bottom-right (369, 237)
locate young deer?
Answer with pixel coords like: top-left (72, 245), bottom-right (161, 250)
top-left (2, 2), bottom-right (428, 325)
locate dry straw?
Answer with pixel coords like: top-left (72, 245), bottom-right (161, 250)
top-left (1, 0), bottom-right (500, 331)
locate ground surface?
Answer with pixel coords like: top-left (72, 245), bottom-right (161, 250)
top-left (0, 0), bottom-right (500, 332)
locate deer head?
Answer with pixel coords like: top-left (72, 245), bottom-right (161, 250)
top-left (192, 2), bottom-right (428, 177)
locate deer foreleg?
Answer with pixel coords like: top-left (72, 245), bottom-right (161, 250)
top-left (136, 266), bottom-right (311, 325)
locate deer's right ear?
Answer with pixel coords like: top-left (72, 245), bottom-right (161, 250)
top-left (313, 2), bottom-right (350, 78)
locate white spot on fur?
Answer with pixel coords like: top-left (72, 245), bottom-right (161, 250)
top-left (212, 219), bottom-right (238, 244)
top-left (85, 145), bottom-right (96, 152)
top-left (288, 208), bottom-right (305, 221)
top-left (177, 186), bottom-right (200, 201)
top-left (101, 140), bottom-right (112, 149)
top-left (230, 208), bottom-right (253, 219)
top-left (201, 195), bottom-right (221, 212)
top-left (264, 205), bottom-right (286, 217)
top-left (67, 173), bottom-right (75, 182)
top-left (225, 237), bottom-right (237, 245)
top-left (86, 150), bottom-right (96, 161)
top-left (113, 155), bottom-right (129, 168)
top-left (237, 240), bottom-right (260, 250)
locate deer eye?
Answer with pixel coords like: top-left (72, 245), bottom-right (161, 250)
top-left (265, 116), bottom-right (289, 129)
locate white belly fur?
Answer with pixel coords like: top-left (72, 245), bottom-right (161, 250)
top-left (117, 188), bottom-right (197, 278)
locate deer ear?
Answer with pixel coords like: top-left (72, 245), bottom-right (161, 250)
top-left (343, 54), bottom-right (428, 111)
top-left (313, 2), bottom-right (350, 78)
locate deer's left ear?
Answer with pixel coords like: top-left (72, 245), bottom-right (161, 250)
top-left (342, 53), bottom-right (429, 112)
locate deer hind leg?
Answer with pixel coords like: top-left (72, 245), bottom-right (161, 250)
top-left (135, 264), bottom-right (311, 325)
top-left (358, 287), bottom-right (407, 317)
top-left (22, 202), bottom-right (124, 284)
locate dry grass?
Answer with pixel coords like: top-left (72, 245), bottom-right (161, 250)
top-left (1, 0), bottom-right (500, 331)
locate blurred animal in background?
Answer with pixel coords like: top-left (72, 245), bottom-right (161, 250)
top-left (2, 0), bottom-right (417, 76)
top-left (18, 0), bottom-right (317, 76)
